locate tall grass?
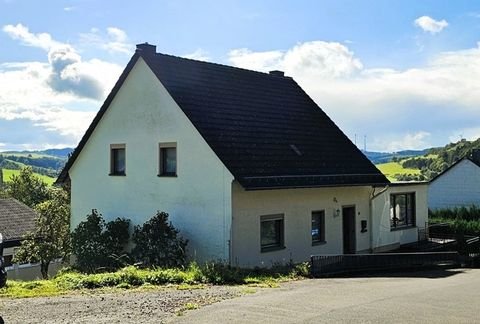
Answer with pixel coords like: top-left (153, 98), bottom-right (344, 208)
top-left (0, 262), bottom-right (310, 298)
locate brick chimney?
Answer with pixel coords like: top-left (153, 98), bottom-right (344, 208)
top-left (136, 43), bottom-right (156, 55)
top-left (269, 70), bottom-right (285, 77)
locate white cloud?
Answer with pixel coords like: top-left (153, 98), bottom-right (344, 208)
top-left (2, 23), bottom-right (62, 50)
top-left (228, 40), bottom-right (480, 151)
top-left (414, 16), bottom-right (448, 34)
top-left (373, 132), bottom-right (431, 152)
top-left (0, 24), bottom-right (124, 149)
top-left (182, 49), bottom-right (211, 61)
top-left (3, 24), bottom-right (124, 100)
top-left (228, 48), bottom-right (284, 71)
top-left (228, 41), bottom-right (362, 78)
top-left (79, 27), bottom-right (133, 54)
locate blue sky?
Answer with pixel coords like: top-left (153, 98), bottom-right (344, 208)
top-left (1, 0), bottom-right (480, 151)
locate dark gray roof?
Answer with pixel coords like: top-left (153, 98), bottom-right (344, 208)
top-left (0, 198), bottom-right (37, 241)
top-left (58, 43), bottom-right (389, 189)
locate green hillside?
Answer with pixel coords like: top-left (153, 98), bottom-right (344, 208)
top-left (2, 168), bottom-right (55, 186)
top-left (0, 148), bottom-right (72, 178)
top-left (376, 162), bottom-right (421, 182)
top-left (375, 138), bottom-right (480, 182)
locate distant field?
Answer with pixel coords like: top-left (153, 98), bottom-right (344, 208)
top-left (376, 162), bottom-right (421, 181)
top-left (2, 169), bottom-right (55, 185)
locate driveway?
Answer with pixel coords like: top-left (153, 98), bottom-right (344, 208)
top-left (171, 268), bottom-right (480, 323)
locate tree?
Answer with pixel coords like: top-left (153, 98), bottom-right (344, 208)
top-left (13, 188), bottom-right (71, 279)
top-left (132, 211), bottom-right (188, 268)
top-left (71, 210), bottom-right (130, 272)
top-left (6, 167), bottom-right (50, 208)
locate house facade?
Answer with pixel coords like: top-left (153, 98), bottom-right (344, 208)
top-left (428, 154), bottom-right (480, 210)
top-left (58, 43), bottom-right (427, 267)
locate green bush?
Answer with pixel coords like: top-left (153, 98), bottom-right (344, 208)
top-left (71, 210), bottom-right (130, 273)
top-left (131, 211), bottom-right (188, 268)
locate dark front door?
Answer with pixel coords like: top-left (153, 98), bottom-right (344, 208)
top-left (342, 206), bottom-right (356, 254)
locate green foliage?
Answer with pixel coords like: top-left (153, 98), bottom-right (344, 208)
top-left (0, 261), bottom-right (308, 298)
top-left (5, 166), bottom-right (51, 208)
top-left (429, 206), bottom-right (480, 236)
top-left (13, 188), bottom-right (71, 279)
top-left (132, 211), bottom-right (188, 268)
top-left (71, 210), bottom-right (130, 273)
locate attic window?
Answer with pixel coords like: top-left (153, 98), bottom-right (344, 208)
top-left (110, 144), bottom-right (126, 176)
top-left (159, 142), bottom-right (177, 177)
top-left (290, 144), bottom-right (302, 156)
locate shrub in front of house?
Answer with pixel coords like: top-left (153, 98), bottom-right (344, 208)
top-left (131, 211), bottom-right (188, 268)
top-left (71, 209), bottom-right (130, 273)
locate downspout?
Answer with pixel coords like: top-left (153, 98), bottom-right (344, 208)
top-left (223, 167), bottom-right (234, 266)
top-left (369, 185), bottom-right (389, 253)
top-left (228, 179), bottom-right (235, 266)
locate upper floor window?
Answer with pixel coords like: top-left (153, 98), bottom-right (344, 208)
top-left (390, 192), bottom-right (415, 229)
top-left (110, 144), bottom-right (126, 176)
top-left (159, 143), bottom-right (177, 176)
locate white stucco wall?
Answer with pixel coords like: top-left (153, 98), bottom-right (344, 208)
top-left (69, 58), bottom-right (234, 263)
top-left (371, 183), bottom-right (428, 252)
top-left (231, 183), bottom-right (373, 267)
top-left (428, 159), bottom-right (480, 210)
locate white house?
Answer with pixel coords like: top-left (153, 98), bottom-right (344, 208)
top-left (428, 152), bottom-right (480, 210)
top-left (58, 43), bottom-right (427, 267)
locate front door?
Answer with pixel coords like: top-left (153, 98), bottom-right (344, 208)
top-left (342, 206), bottom-right (356, 254)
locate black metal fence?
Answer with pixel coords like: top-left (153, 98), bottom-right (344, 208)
top-left (311, 252), bottom-right (460, 277)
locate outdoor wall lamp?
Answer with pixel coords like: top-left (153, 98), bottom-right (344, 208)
top-left (334, 209), bottom-right (340, 217)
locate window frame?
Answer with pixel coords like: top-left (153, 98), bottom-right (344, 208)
top-left (158, 142), bottom-right (177, 177)
top-left (311, 210), bottom-right (326, 245)
top-left (109, 144), bottom-right (126, 176)
top-left (390, 192), bottom-right (416, 230)
top-left (260, 214), bottom-right (285, 252)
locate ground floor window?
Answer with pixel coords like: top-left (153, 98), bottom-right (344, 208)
top-left (260, 214), bottom-right (284, 252)
top-left (311, 210), bottom-right (325, 244)
top-left (390, 193), bottom-right (415, 229)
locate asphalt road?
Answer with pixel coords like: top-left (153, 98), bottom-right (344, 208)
top-left (172, 268), bottom-right (480, 324)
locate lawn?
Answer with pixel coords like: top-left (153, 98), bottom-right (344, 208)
top-left (1, 169), bottom-right (55, 185)
top-left (376, 162), bottom-right (421, 181)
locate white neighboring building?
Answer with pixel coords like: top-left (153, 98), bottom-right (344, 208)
top-left (58, 43), bottom-right (427, 267)
top-left (428, 154), bottom-right (480, 210)
top-left (371, 182), bottom-right (428, 252)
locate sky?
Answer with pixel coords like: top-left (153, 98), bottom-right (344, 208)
top-left (1, 0), bottom-right (480, 152)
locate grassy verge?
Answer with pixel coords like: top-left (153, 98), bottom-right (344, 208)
top-left (0, 262), bottom-right (309, 298)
